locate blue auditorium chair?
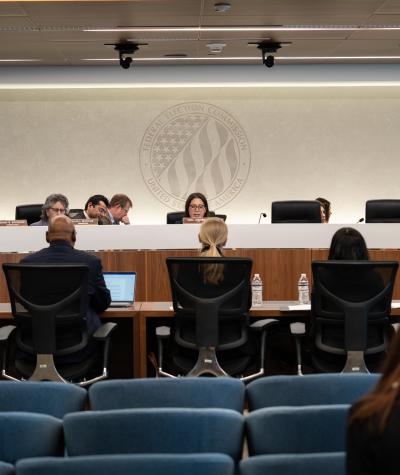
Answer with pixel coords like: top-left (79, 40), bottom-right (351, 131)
top-left (17, 454), bottom-right (234, 475)
top-left (0, 381), bottom-right (87, 418)
top-left (246, 405), bottom-right (349, 455)
top-left (240, 453), bottom-right (345, 475)
top-left (64, 408), bottom-right (244, 462)
top-left (89, 377), bottom-right (245, 412)
top-left (0, 412), bottom-right (63, 470)
top-left (246, 373), bottom-right (379, 411)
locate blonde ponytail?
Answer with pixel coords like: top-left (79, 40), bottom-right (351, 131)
top-left (198, 218), bottom-right (227, 284)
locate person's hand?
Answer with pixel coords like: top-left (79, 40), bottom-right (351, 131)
top-left (121, 215), bottom-right (130, 225)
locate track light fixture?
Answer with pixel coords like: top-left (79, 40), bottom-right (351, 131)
top-left (105, 42), bottom-right (143, 69)
top-left (257, 42), bottom-right (282, 68)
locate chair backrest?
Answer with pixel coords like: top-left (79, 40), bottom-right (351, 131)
top-left (311, 261), bottom-right (398, 372)
top-left (240, 453), bottom-right (345, 475)
top-left (246, 404), bottom-right (349, 455)
top-left (365, 199), bottom-right (400, 223)
top-left (64, 408), bottom-right (244, 461)
top-left (271, 200), bottom-right (322, 223)
top-left (0, 412), bottom-right (63, 464)
top-left (166, 257), bottom-right (252, 350)
top-left (89, 378), bottom-right (245, 412)
top-left (2, 264), bottom-right (90, 380)
top-left (15, 204), bottom-right (43, 225)
top-left (0, 381), bottom-right (87, 418)
top-left (246, 373), bottom-right (379, 410)
top-left (17, 454), bottom-right (234, 475)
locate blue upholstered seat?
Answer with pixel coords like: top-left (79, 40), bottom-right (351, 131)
top-left (89, 377), bottom-right (245, 412)
top-left (240, 453), bottom-right (345, 475)
top-left (0, 381), bottom-right (86, 418)
top-left (64, 408), bottom-right (244, 461)
top-left (17, 454), bottom-right (234, 475)
top-left (247, 373), bottom-right (379, 410)
top-left (0, 462), bottom-right (13, 475)
top-left (0, 412), bottom-right (63, 464)
top-left (246, 405), bottom-right (349, 455)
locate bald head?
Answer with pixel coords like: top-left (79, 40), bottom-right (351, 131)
top-left (46, 215), bottom-right (76, 246)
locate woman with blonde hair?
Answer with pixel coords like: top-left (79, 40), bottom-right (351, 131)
top-left (198, 217), bottom-right (227, 285)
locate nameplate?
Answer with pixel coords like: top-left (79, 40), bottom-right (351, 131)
top-left (0, 220), bottom-right (27, 226)
top-left (71, 218), bottom-right (98, 225)
top-left (182, 218), bottom-right (204, 224)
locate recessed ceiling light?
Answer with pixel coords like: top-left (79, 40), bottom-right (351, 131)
top-left (214, 2), bottom-right (231, 13)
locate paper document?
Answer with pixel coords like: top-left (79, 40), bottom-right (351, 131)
top-left (280, 304), bottom-right (311, 311)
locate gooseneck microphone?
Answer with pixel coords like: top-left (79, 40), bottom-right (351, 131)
top-left (258, 212), bottom-right (267, 224)
top-left (357, 218), bottom-right (365, 223)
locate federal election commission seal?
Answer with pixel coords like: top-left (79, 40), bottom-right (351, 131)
top-left (140, 102), bottom-right (251, 210)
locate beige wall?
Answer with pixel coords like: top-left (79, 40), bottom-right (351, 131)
top-left (0, 85), bottom-right (399, 224)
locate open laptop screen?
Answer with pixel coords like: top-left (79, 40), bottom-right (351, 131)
top-left (104, 272), bottom-right (136, 306)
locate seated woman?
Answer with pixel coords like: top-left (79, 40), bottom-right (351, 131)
top-left (311, 227), bottom-right (386, 371)
top-left (316, 197), bottom-right (331, 223)
top-left (347, 330), bottom-right (400, 475)
top-left (165, 218), bottom-right (253, 376)
top-left (184, 192), bottom-right (210, 222)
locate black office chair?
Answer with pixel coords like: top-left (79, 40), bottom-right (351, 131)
top-left (166, 211), bottom-right (226, 224)
top-left (15, 204), bottom-right (43, 225)
top-left (0, 264), bottom-right (116, 386)
top-left (271, 201), bottom-right (322, 223)
top-left (156, 257), bottom-right (278, 382)
top-left (365, 199), bottom-right (400, 223)
top-left (292, 261), bottom-right (398, 373)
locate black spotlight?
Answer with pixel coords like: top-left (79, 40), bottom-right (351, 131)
top-left (257, 42), bottom-right (282, 68)
top-left (264, 55), bottom-right (274, 68)
top-left (112, 42), bottom-right (139, 70)
top-left (120, 56), bottom-right (133, 69)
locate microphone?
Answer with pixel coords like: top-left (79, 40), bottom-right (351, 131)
top-left (357, 218), bottom-right (365, 223)
top-left (258, 212), bottom-right (267, 224)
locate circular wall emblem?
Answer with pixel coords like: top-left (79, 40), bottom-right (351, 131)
top-left (140, 102), bottom-right (251, 210)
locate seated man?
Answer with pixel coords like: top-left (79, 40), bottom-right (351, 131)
top-left (21, 215), bottom-right (111, 334)
top-left (108, 194), bottom-right (133, 225)
top-left (30, 193), bottom-right (69, 226)
top-left (73, 194), bottom-right (111, 224)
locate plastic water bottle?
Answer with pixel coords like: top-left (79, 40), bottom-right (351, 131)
top-left (252, 274), bottom-right (263, 307)
top-left (298, 273), bottom-right (310, 304)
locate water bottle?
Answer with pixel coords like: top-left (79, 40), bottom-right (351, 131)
top-left (298, 273), bottom-right (310, 304)
top-left (252, 273), bottom-right (263, 307)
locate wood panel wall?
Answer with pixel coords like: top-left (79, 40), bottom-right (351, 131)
top-left (1, 248), bottom-right (400, 302)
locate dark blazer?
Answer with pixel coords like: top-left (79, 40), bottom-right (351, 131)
top-left (21, 240), bottom-right (111, 334)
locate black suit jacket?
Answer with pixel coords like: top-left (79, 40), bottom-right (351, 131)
top-left (21, 240), bottom-right (111, 334)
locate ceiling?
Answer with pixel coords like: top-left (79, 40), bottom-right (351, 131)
top-left (2, 0), bottom-right (400, 67)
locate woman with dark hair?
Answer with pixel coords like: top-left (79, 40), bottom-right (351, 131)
top-left (316, 197), bottom-right (331, 223)
top-left (347, 330), bottom-right (400, 474)
top-left (184, 192), bottom-right (209, 220)
top-left (328, 227), bottom-right (369, 260)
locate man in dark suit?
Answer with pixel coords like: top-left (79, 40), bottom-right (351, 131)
top-left (21, 215), bottom-right (111, 334)
top-left (71, 194), bottom-right (111, 224)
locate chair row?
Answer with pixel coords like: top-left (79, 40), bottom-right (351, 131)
top-left (0, 373), bottom-right (379, 417)
top-left (0, 406), bottom-right (348, 474)
top-left (5, 453), bottom-right (346, 475)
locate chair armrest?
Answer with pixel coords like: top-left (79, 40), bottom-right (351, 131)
top-left (290, 322), bottom-right (306, 336)
top-left (93, 322), bottom-right (117, 341)
top-left (0, 325), bottom-right (16, 342)
top-left (156, 326), bottom-right (171, 339)
top-left (250, 319), bottom-right (279, 331)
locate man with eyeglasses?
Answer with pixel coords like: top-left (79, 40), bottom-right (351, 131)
top-left (107, 194), bottom-right (133, 225)
top-left (72, 194), bottom-right (111, 225)
top-left (30, 193), bottom-right (69, 226)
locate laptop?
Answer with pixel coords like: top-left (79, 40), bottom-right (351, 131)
top-left (104, 272), bottom-right (136, 307)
